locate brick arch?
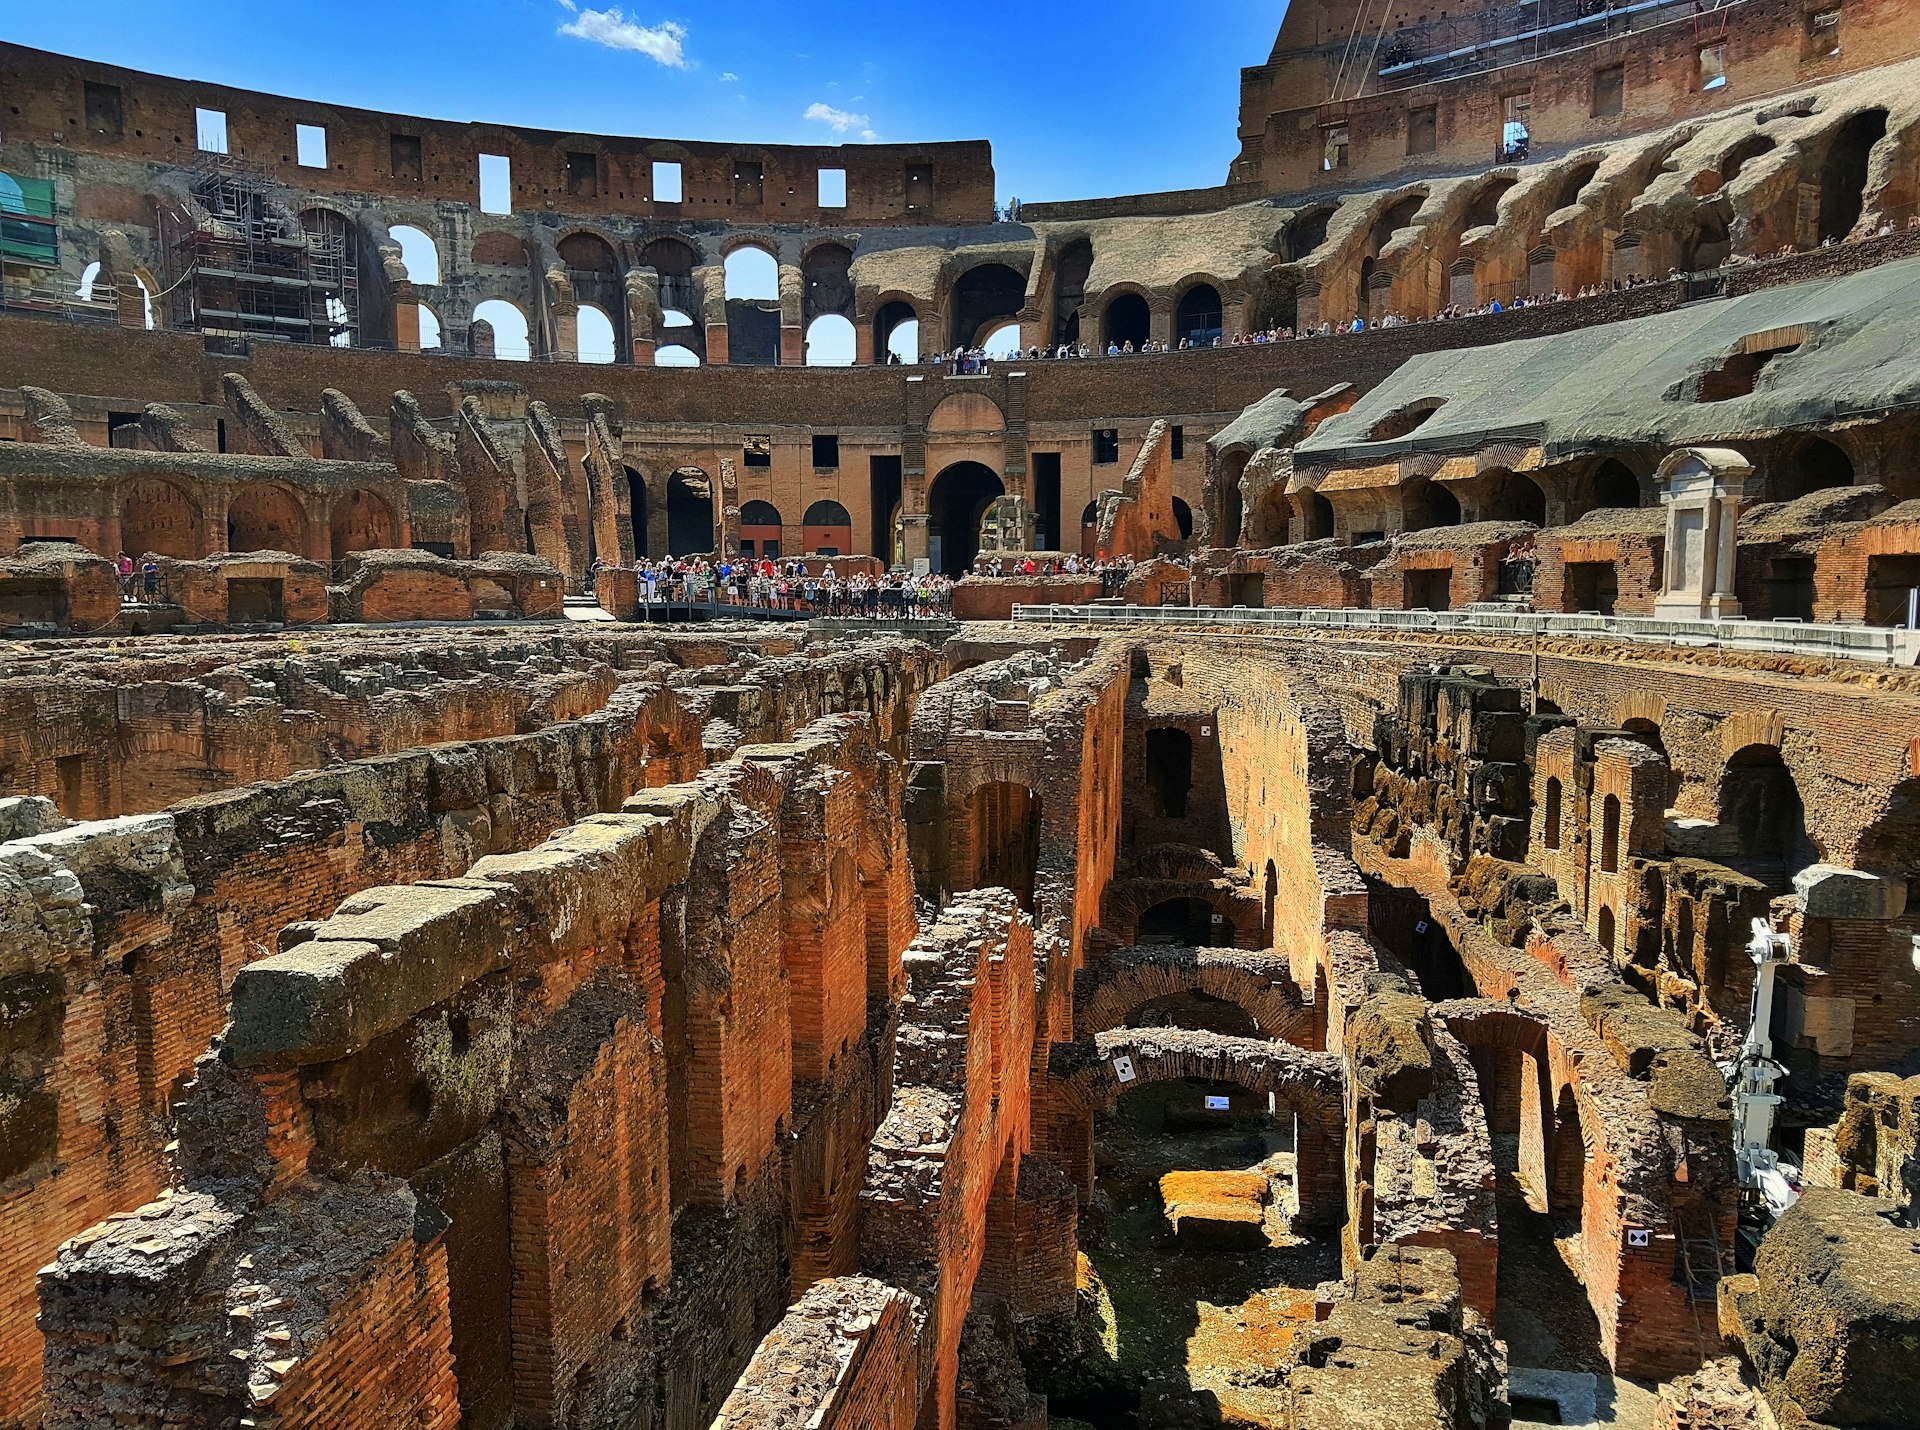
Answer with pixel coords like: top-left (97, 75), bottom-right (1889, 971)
top-left (1073, 947), bottom-right (1314, 1047)
top-left (1045, 1028), bottom-right (1345, 1224)
top-left (1096, 846), bottom-right (1266, 950)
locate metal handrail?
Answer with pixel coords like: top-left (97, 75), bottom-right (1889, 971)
top-left (1008, 603), bottom-right (1920, 667)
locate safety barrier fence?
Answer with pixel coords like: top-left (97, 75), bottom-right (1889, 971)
top-left (1008, 602), bottom-right (1920, 666)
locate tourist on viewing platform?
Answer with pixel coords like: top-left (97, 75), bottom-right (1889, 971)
top-left (116, 552), bottom-right (133, 597)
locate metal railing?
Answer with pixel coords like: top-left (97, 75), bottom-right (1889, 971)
top-left (1008, 603), bottom-right (1920, 667)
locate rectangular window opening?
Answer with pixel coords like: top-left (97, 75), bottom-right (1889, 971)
top-left (1093, 428), bottom-right (1120, 465)
top-left (566, 151), bottom-right (599, 199)
top-left (195, 108), bottom-right (228, 154)
top-left (1171, 426), bottom-right (1186, 461)
top-left (1805, 8), bottom-right (1842, 59)
top-left (1323, 124), bottom-right (1350, 172)
top-left (1500, 93), bottom-right (1532, 160)
top-left (905, 163), bottom-right (934, 210)
top-left (478, 153), bottom-right (512, 214)
top-left (743, 437), bottom-right (772, 469)
top-left (1407, 107), bottom-right (1436, 156)
top-left (733, 160), bottom-right (764, 206)
top-left (296, 124), bottom-right (327, 169)
top-left (1592, 64), bottom-right (1625, 118)
top-left (812, 433), bottom-right (840, 469)
top-left (1698, 43), bottom-right (1729, 92)
top-left (653, 160), bottom-right (683, 203)
top-left (818, 167), bottom-right (847, 208)
top-left (84, 81), bottom-right (123, 138)
top-left (391, 133), bottom-right (423, 181)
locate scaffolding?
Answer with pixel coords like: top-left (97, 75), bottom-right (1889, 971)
top-left (1376, 0), bottom-right (1754, 89)
top-left (157, 152), bottom-right (356, 346)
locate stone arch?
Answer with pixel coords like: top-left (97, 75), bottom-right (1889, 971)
top-left (1586, 458), bottom-right (1645, 512)
top-left (1717, 743), bottom-right (1816, 879)
top-left (801, 242), bottom-right (854, 324)
top-left (1547, 1081), bottom-right (1589, 1218)
top-left (1401, 474), bottom-right (1462, 531)
top-left (739, 500), bottom-right (782, 558)
top-left (801, 500), bottom-right (854, 557)
top-left (1471, 468), bottom-right (1546, 526)
top-left (948, 263), bottom-right (1027, 351)
top-left (1099, 851), bottom-right (1265, 950)
top-left (872, 295), bottom-right (918, 363)
top-left (927, 460), bottom-right (1004, 576)
top-left (1282, 205), bottom-right (1337, 263)
top-left (1046, 1028), bottom-right (1345, 1222)
top-left (330, 488), bottom-right (396, 560)
top-left (1100, 290), bottom-right (1151, 350)
top-left (1073, 948), bottom-right (1313, 1046)
top-left (228, 483), bottom-right (308, 554)
top-left (1770, 435), bottom-right (1854, 503)
top-left (1173, 279), bottom-right (1225, 347)
top-left (1817, 108), bottom-right (1889, 243)
top-left (1050, 238), bottom-right (1094, 345)
top-left (121, 476), bottom-right (203, 558)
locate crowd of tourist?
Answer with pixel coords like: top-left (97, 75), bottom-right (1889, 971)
top-left (586, 554), bottom-right (956, 618)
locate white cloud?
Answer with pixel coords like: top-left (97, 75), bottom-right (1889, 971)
top-left (804, 102), bottom-right (870, 135)
top-left (859, 129), bottom-right (879, 143)
top-left (558, 7), bottom-right (688, 67)
top-left (720, 71), bottom-right (739, 82)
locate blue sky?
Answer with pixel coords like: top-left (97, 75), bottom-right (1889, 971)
top-left (8, 1), bottom-right (1283, 202)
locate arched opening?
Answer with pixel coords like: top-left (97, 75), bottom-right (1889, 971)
top-left (576, 304), bottom-right (616, 363)
top-left (1305, 490), bottom-right (1335, 541)
top-left (121, 478), bottom-right (201, 558)
top-left (1720, 135), bottom-right (1777, 184)
top-left (1818, 109), bottom-right (1889, 243)
top-left (1597, 905), bottom-right (1615, 953)
top-left (416, 304), bottom-right (443, 351)
top-left (1369, 399), bottom-right (1446, 442)
top-left (1051, 238), bottom-right (1093, 345)
top-left (801, 242), bottom-right (854, 327)
top-left (656, 327), bottom-right (701, 367)
top-left (1717, 745), bottom-right (1814, 883)
top-left (76, 261), bottom-right (154, 328)
top-left (228, 484), bottom-right (306, 554)
top-left (801, 500), bottom-right (854, 556)
top-left (1174, 284), bottom-right (1223, 348)
top-left (1772, 437), bottom-right (1853, 502)
top-left (874, 300), bottom-right (918, 364)
top-left (1144, 728), bottom-right (1194, 817)
top-left (625, 466), bottom-right (649, 557)
top-left (1553, 161), bottom-right (1602, 213)
top-left (1403, 477), bottom-right (1461, 531)
top-left (330, 489), bottom-right (395, 560)
top-left (1463, 176), bottom-right (1517, 231)
top-left (1171, 497), bottom-right (1194, 540)
top-left (1547, 1084), bottom-right (1584, 1217)
top-left (965, 781), bottom-right (1040, 911)
top-left (1680, 203), bottom-right (1733, 272)
top-left (472, 298), bottom-right (530, 360)
top-left (804, 314), bottom-right (855, 366)
top-left (666, 468), bottom-right (715, 555)
top-left (739, 500), bottom-right (783, 560)
top-left (949, 263), bottom-right (1026, 351)
top-left (1125, 992), bottom-right (1259, 1038)
top-left (641, 237), bottom-right (700, 324)
top-left (1102, 292), bottom-right (1150, 351)
top-left (928, 462), bottom-right (1004, 575)
top-left (1543, 778), bottom-right (1563, 850)
top-left (1599, 794), bottom-right (1621, 873)
top-left (1480, 470), bottom-right (1546, 526)
top-left (300, 209), bottom-right (359, 347)
top-left (1282, 206), bottom-right (1335, 263)
top-left (724, 245), bottom-right (780, 366)
top-left (980, 321), bottom-right (1022, 357)
top-left (390, 224), bottom-right (441, 284)
top-left (1137, 897), bottom-right (1217, 946)
top-left (1589, 459), bottom-right (1641, 510)
top-left (1081, 500), bottom-right (1101, 557)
